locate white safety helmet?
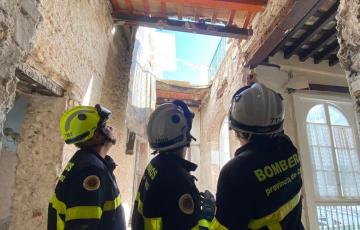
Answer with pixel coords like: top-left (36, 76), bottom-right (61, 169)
top-left (229, 83), bottom-right (284, 135)
top-left (147, 100), bottom-right (195, 152)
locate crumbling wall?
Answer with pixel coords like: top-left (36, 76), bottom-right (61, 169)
top-left (25, 0), bottom-right (116, 101)
top-left (0, 0), bottom-right (40, 154)
top-left (337, 0), bottom-right (360, 123)
top-left (9, 95), bottom-right (66, 230)
top-left (100, 26), bottom-right (137, 222)
top-left (4, 0), bottom-right (136, 229)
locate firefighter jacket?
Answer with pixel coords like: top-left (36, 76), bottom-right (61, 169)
top-left (48, 149), bottom-right (126, 230)
top-left (210, 134), bottom-right (304, 230)
top-left (131, 153), bottom-right (210, 230)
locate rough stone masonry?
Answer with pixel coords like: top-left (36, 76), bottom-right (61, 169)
top-left (337, 0), bottom-right (360, 118)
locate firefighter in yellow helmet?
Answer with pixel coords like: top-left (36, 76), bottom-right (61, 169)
top-left (48, 104), bottom-right (126, 230)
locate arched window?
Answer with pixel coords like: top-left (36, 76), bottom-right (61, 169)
top-left (306, 104), bottom-right (360, 199)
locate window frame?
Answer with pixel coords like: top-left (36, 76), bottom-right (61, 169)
top-left (306, 103), bottom-right (360, 201)
top-left (293, 92), bottom-right (360, 229)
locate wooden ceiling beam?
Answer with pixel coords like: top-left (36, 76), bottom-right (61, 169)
top-left (111, 0), bottom-right (121, 12)
top-left (284, 1), bottom-right (339, 59)
top-left (160, 0), bottom-right (266, 12)
top-left (246, 0), bottom-right (327, 67)
top-left (177, 4), bottom-right (183, 20)
top-left (299, 28), bottom-right (336, 61)
top-left (113, 13), bottom-right (253, 38)
top-left (195, 7), bottom-right (200, 21)
top-left (160, 0), bottom-right (167, 17)
top-left (269, 0), bottom-right (327, 56)
top-left (227, 10), bottom-right (236, 26)
top-left (143, 0), bottom-right (150, 16)
top-left (314, 40), bottom-right (339, 64)
top-left (329, 54), bottom-right (339, 66)
top-left (124, 0), bottom-right (133, 12)
top-left (212, 9), bottom-right (218, 23)
top-left (243, 12), bottom-right (253, 28)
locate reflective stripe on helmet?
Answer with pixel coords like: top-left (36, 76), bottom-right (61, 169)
top-left (151, 134), bottom-right (185, 149)
top-left (229, 116), bottom-right (284, 134)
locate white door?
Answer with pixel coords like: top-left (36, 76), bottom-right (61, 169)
top-left (293, 92), bottom-right (360, 229)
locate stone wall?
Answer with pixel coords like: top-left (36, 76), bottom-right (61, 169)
top-left (0, 150), bottom-right (17, 230)
top-left (0, 0), bottom-right (136, 228)
top-left (337, 0), bottom-right (360, 122)
top-left (9, 95), bottom-right (66, 230)
top-left (100, 25), bottom-right (137, 222)
top-left (25, 0), bottom-right (117, 101)
top-left (0, 0), bottom-right (40, 154)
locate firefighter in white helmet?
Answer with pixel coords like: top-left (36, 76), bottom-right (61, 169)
top-left (132, 100), bottom-right (215, 230)
top-left (210, 83), bottom-right (304, 230)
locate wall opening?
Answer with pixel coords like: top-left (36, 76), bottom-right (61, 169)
top-left (0, 95), bottom-right (27, 229)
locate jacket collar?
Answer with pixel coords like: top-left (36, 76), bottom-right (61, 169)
top-left (164, 153), bottom-right (198, 172)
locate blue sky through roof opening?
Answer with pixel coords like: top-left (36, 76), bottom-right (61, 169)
top-left (157, 30), bottom-right (221, 85)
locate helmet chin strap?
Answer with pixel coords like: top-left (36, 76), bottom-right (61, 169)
top-left (99, 128), bottom-right (116, 145)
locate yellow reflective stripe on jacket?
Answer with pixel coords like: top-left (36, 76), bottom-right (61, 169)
top-left (50, 193), bottom-right (66, 214)
top-left (144, 217), bottom-right (163, 230)
top-left (191, 219), bottom-right (211, 230)
top-left (209, 217), bottom-right (229, 230)
top-left (248, 191), bottom-right (301, 230)
top-left (50, 193), bottom-right (66, 230)
top-left (65, 206), bottom-right (102, 221)
top-left (103, 194), bottom-right (122, 211)
top-left (136, 192), bottom-right (144, 215)
top-left (136, 193), bottom-right (162, 230)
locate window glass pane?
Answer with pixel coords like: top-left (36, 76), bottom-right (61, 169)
top-left (316, 171), bottom-right (338, 197)
top-left (336, 148), bottom-right (360, 198)
top-left (319, 147), bottom-right (335, 171)
top-left (307, 104), bottom-right (327, 123)
top-left (332, 126), bottom-right (355, 148)
top-left (307, 123), bottom-right (331, 146)
top-left (350, 150), bottom-right (360, 172)
top-left (329, 106), bottom-right (349, 126)
top-left (339, 172), bottom-right (360, 197)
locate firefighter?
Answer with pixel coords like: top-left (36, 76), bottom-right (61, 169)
top-left (131, 100), bottom-right (215, 230)
top-left (210, 83), bottom-right (304, 230)
top-left (48, 104), bottom-right (126, 230)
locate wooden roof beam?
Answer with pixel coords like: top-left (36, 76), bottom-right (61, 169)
top-left (113, 13), bottom-right (253, 38)
top-left (161, 0), bottom-right (267, 12)
top-left (284, 1), bottom-right (339, 59)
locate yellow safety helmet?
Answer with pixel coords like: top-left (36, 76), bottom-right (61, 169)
top-left (59, 104), bottom-right (111, 144)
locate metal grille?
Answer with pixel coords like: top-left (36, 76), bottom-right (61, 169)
top-left (317, 205), bottom-right (360, 229)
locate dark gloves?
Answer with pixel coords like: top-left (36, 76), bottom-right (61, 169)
top-left (200, 190), bottom-right (216, 221)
